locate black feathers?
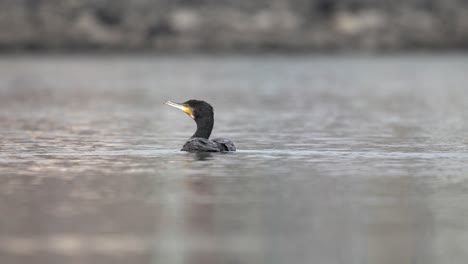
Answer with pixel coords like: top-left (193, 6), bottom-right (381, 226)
top-left (181, 137), bottom-right (236, 152)
top-left (212, 138), bottom-right (236, 151)
top-left (181, 137), bottom-right (221, 152)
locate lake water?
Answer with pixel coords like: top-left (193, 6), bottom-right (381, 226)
top-left (0, 54), bottom-right (467, 264)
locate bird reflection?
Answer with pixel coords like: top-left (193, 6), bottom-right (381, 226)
top-left (193, 152), bottom-right (213, 161)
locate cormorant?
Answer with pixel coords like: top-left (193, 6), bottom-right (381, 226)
top-left (165, 100), bottom-right (236, 152)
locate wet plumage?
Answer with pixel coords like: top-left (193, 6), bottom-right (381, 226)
top-left (165, 100), bottom-right (236, 152)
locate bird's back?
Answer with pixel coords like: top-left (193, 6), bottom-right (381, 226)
top-left (212, 138), bottom-right (236, 152)
top-left (181, 138), bottom-right (220, 152)
top-left (181, 137), bottom-right (236, 152)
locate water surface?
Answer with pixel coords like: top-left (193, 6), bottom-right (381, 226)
top-left (0, 54), bottom-right (467, 264)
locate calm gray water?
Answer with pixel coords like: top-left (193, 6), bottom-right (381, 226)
top-left (0, 54), bottom-right (467, 264)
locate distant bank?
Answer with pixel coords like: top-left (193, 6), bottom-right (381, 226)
top-left (1, 0), bottom-right (467, 52)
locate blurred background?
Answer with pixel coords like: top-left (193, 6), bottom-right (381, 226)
top-left (1, 1), bottom-right (468, 264)
top-left (1, 0), bottom-right (467, 52)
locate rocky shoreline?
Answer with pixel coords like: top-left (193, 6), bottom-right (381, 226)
top-left (1, 0), bottom-right (467, 52)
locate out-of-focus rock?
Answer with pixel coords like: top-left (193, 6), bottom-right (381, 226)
top-left (170, 9), bottom-right (201, 33)
top-left (73, 12), bottom-right (123, 46)
top-left (334, 10), bottom-right (386, 36)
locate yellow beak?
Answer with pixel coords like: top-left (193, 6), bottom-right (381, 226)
top-left (165, 101), bottom-right (194, 119)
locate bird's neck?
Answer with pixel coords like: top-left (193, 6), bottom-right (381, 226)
top-left (192, 116), bottom-right (213, 139)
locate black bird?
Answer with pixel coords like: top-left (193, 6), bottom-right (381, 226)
top-left (165, 100), bottom-right (236, 152)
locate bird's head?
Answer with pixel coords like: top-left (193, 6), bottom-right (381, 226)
top-left (165, 100), bottom-right (213, 121)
